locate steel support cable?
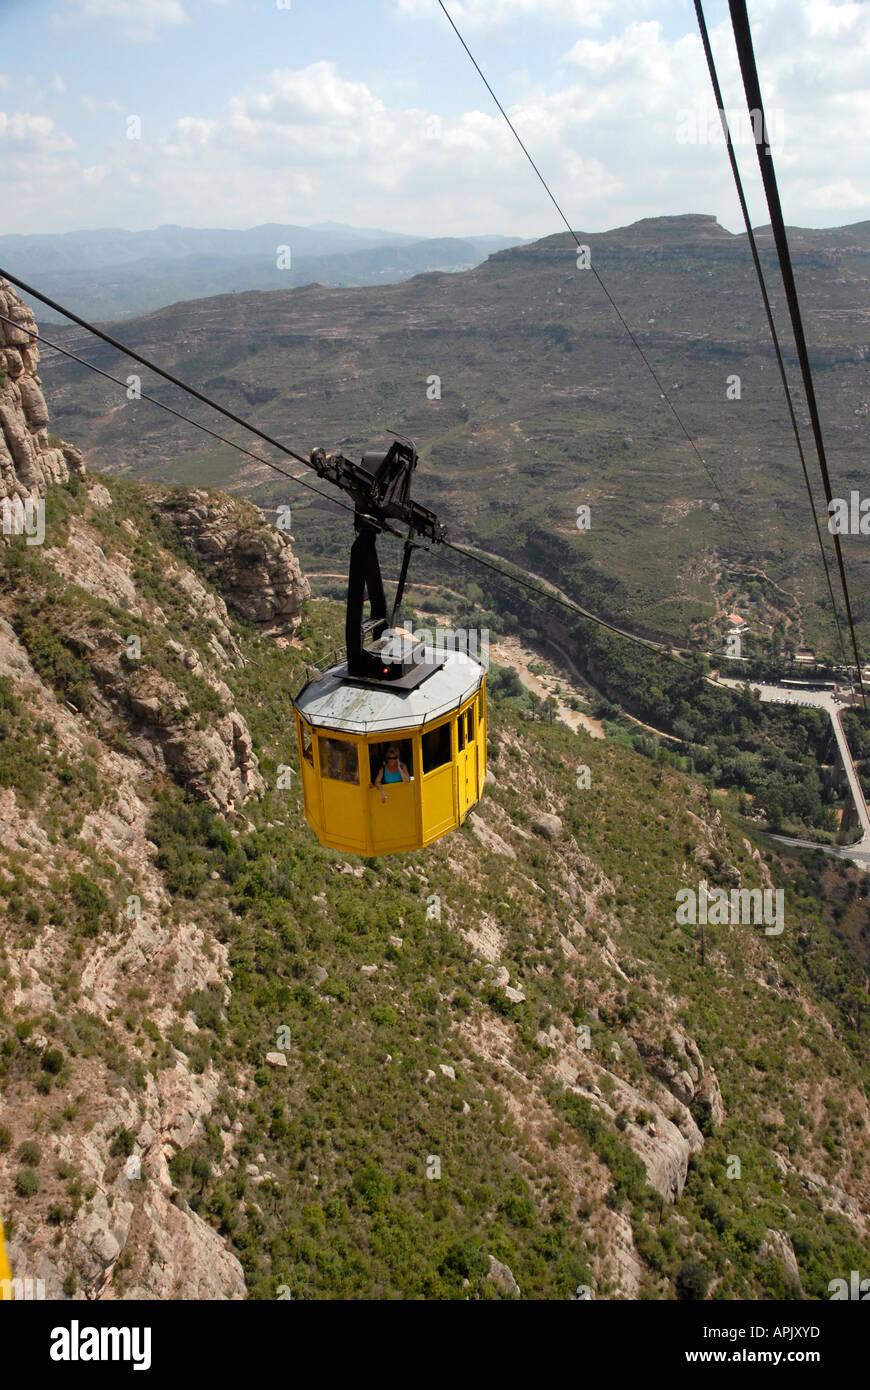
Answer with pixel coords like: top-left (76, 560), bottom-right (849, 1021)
top-left (440, 537), bottom-right (699, 673)
top-left (0, 277), bottom-right (757, 677)
top-left (0, 273), bottom-right (709, 667)
top-left (694, 0), bottom-right (851, 683)
top-left (0, 267), bottom-right (313, 469)
top-left (0, 302), bottom-right (684, 662)
top-left (0, 312), bottom-right (357, 516)
top-left (436, 0), bottom-right (757, 559)
top-left (727, 0), bottom-right (865, 707)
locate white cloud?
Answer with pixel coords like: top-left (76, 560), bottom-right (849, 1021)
top-left (805, 0), bottom-right (867, 39)
top-left (0, 111), bottom-right (80, 234)
top-left (4, 1), bottom-right (870, 237)
top-left (810, 178), bottom-right (868, 211)
top-left (170, 116), bottom-right (215, 146)
top-left (394, 0), bottom-right (644, 32)
top-left (81, 95), bottom-right (124, 114)
top-left (0, 111), bottom-right (76, 151)
top-left (58, 0), bottom-right (188, 42)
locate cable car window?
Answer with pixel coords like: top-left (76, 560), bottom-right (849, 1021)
top-left (369, 739), bottom-right (413, 786)
top-left (320, 737), bottom-right (359, 784)
top-left (478, 692), bottom-right (484, 723)
top-left (422, 723), bottom-right (451, 773)
top-left (457, 711), bottom-right (466, 751)
top-left (301, 726), bottom-right (313, 767)
top-left (465, 708), bottom-right (474, 742)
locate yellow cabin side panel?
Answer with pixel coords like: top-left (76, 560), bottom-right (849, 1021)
top-left (300, 758), bottom-right (321, 835)
top-left (0, 1213), bottom-right (12, 1298)
top-left (368, 779), bottom-right (420, 852)
top-left (320, 780), bottom-right (369, 853)
top-left (465, 703), bottom-right (478, 814)
top-left (455, 698), bottom-right (479, 821)
top-left (421, 762), bottom-right (456, 842)
top-left (296, 716), bottom-right (323, 837)
top-left (316, 732), bottom-right (369, 853)
top-left (477, 683), bottom-right (487, 799)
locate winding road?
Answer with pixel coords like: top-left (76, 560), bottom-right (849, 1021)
top-left (714, 678), bottom-right (870, 868)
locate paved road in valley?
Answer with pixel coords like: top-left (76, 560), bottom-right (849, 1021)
top-left (714, 678), bottom-right (870, 868)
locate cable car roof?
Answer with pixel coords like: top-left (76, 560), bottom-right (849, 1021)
top-left (293, 647), bottom-right (486, 734)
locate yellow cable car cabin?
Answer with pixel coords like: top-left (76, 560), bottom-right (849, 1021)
top-left (294, 645), bottom-right (486, 856)
top-left (293, 436), bottom-right (488, 856)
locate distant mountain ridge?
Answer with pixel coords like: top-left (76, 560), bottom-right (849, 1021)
top-left (0, 222), bottom-right (529, 322)
top-left (35, 212), bottom-right (870, 657)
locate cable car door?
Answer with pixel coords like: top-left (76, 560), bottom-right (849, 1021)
top-left (457, 704), bottom-right (476, 817)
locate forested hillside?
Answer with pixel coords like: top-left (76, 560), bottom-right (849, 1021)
top-left (1, 469), bottom-right (868, 1298)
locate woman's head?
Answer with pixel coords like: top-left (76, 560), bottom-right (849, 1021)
top-left (385, 746), bottom-right (400, 760)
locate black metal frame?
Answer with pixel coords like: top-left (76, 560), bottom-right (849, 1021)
top-left (309, 439), bottom-right (446, 685)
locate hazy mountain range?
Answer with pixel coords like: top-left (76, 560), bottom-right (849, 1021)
top-left (0, 222), bottom-right (528, 323)
top-left (35, 213), bottom-right (870, 656)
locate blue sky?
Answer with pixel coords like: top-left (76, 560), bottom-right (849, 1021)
top-left (2, 0), bottom-right (869, 238)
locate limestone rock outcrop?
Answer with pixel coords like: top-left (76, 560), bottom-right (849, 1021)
top-left (0, 285), bottom-right (270, 1298)
top-left (81, 635), bottom-right (265, 812)
top-left (0, 279), bottom-right (86, 501)
top-left (159, 489), bottom-right (310, 633)
top-left (633, 1030), bottom-right (726, 1129)
top-left (0, 282), bottom-right (274, 812)
top-left (0, 616), bottom-right (246, 1301)
top-left (487, 1254), bottom-right (521, 1297)
top-left (531, 811), bottom-right (563, 841)
top-left (563, 1070), bottom-right (705, 1201)
top-left (758, 1229), bottom-right (803, 1296)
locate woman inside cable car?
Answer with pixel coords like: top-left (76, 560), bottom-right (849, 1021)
top-left (371, 740), bottom-right (412, 801)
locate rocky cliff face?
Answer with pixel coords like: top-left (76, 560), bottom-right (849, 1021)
top-left (0, 281), bottom-right (311, 814)
top-left (1, 606), bottom-right (247, 1297)
top-left (0, 281), bottom-right (310, 1299)
top-left (0, 547), bottom-right (251, 1298)
top-left (160, 491), bottom-right (309, 635)
top-left (0, 280), bottom-right (86, 500)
